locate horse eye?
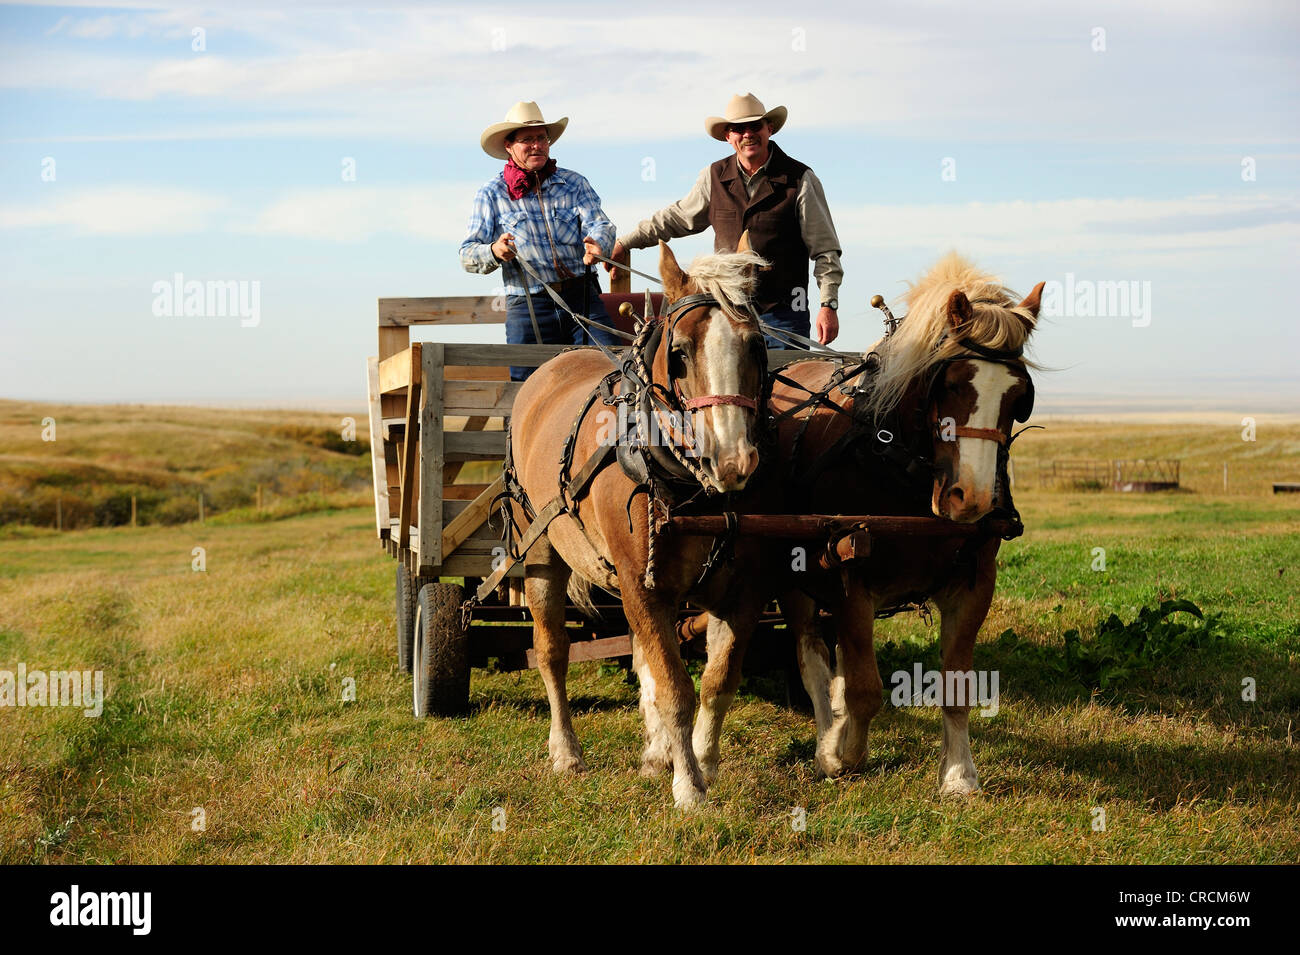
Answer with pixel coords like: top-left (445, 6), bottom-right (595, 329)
top-left (670, 349), bottom-right (688, 376)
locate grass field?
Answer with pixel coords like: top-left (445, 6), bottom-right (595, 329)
top-left (0, 414), bottom-right (1297, 863)
top-left (0, 399), bottom-right (373, 529)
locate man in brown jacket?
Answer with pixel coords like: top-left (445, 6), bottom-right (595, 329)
top-left (611, 93), bottom-right (843, 347)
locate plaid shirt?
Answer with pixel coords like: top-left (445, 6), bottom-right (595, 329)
top-left (459, 167), bottom-right (617, 295)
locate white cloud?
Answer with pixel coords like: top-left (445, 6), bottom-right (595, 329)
top-left (0, 186), bottom-right (227, 235)
top-left (833, 194), bottom-right (1300, 260)
top-left (240, 184), bottom-right (481, 242)
top-left (2, 4), bottom-right (1295, 144)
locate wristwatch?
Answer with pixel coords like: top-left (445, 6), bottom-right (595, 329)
top-left (821, 299), bottom-right (838, 310)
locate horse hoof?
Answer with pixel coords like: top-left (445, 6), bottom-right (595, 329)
top-left (639, 756), bottom-right (671, 777)
top-left (938, 774), bottom-right (981, 797)
top-left (672, 777), bottom-right (707, 810)
top-left (551, 753), bottom-right (588, 774)
top-left (815, 754), bottom-right (846, 779)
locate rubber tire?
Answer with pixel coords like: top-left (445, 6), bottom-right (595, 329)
top-left (412, 582), bottom-right (470, 717)
top-left (396, 565), bottom-right (417, 673)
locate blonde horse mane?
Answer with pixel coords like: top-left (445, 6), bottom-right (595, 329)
top-left (683, 250), bottom-right (770, 319)
top-left (863, 252), bottom-right (1038, 420)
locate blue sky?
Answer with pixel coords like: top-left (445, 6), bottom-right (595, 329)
top-left (1, 0), bottom-right (1297, 411)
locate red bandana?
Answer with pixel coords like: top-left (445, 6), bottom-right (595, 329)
top-left (503, 158), bottom-right (557, 200)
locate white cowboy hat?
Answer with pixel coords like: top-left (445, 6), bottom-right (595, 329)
top-left (705, 93), bottom-right (788, 142)
top-left (480, 101), bottom-right (568, 160)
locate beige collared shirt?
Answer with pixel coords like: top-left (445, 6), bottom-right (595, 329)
top-left (618, 154), bottom-right (844, 306)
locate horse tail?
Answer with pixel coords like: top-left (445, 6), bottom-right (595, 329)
top-left (565, 574), bottom-right (603, 623)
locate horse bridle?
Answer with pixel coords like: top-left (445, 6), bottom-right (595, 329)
top-left (925, 335), bottom-right (1034, 447)
top-left (659, 292), bottom-right (765, 416)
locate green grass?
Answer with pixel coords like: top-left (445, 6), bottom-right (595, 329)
top-left (1, 481), bottom-right (1297, 863)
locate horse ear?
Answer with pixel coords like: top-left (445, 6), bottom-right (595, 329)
top-left (659, 240), bottom-right (687, 301)
top-left (736, 229), bottom-right (752, 254)
top-left (946, 290), bottom-right (973, 330)
top-left (1018, 281), bottom-right (1046, 321)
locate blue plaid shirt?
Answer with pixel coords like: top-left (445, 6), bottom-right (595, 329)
top-left (459, 167), bottom-right (617, 295)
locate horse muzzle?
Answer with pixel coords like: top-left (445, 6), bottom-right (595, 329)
top-left (935, 477), bottom-right (995, 523)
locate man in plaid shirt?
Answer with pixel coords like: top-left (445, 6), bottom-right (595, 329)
top-left (460, 101), bottom-right (620, 381)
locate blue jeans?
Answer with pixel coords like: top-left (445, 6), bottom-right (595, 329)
top-left (757, 306), bottom-right (812, 350)
top-left (505, 277), bottom-right (620, 381)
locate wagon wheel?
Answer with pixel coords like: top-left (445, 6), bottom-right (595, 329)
top-left (412, 581), bottom-right (470, 717)
top-left (395, 565), bottom-right (417, 673)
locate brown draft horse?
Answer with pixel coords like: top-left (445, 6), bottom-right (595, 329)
top-left (772, 253), bottom-right (1044, 793)
top-left (508, 240), bottom-right (771, 808)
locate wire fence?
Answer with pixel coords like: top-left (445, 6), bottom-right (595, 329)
top-left (1017, 458), bottom-right (1297, 495)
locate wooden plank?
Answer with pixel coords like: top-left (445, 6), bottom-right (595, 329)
top-left (443, 413), bottom-right (487, 484)
top-left (437, 540), bottom-right (506, 557)
top-left (445, 431), bottom-right (507, 460)
top-left (418, 342), bottom-right (445, 567)
top-left (379, 296), bottom-right (504, 327)
top-left (430, 555), bottom-right (522, 578)
top-left (443, 343), bottom-right (578, 367)
top-left (378, 322), bottom-right (409, 363)
top-left (378, 346), bottom-right (419, 394)
top-left (397, 342), bottom-right (423, 551)
top-left (526, 635), bottom-right (633, 668)
top-left (366, 356), bottom-right (390, 539)
top-left (447, 365), bottom-right (509, 381)
top-left (442, 476), bottom-right (505, 556)
top-left (378, 322), bottom-right (409, 520)
top-left (443, 483), bottom-right (491, 501)
top-left (445, 380), bottom-right (521, 417)
top-left (441, 502), bottom-right (503, 545)
top-left (383, 438), bottom-right (401, 520)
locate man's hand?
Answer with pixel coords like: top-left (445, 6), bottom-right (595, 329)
top-left (491, 233), bottom-right (516, 262)
top-left (603, 240), bottom-right (627, 272)
top-left (582, 237), bottom-right (603, 266)
top-left (816, 306), bottom-right (839, 346)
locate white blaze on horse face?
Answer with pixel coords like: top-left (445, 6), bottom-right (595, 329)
top-left (693, 311), bottom-right (758, 491)
top-left (947, 362), bottom-right (1015, 520)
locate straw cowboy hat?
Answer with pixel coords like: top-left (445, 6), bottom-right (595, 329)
top-left (705, 93), bottom-right (788, 142)
top-left (480, 101), bottom-right (568, 160)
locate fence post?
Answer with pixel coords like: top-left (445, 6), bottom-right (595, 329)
top-left (199, 492), bottom-right (205, 523)
top-left (131, 495), bottom-right (137, 528)
top-left (1223, 463), bottom-right (1228, 493)
top-left (56, 498), bottom-right (62, 531)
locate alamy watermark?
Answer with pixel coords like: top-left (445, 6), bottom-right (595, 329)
top-left (152, 272), bottom-right (260, 327)
top-left (1040, 273), bottom-right (1151, 327)
top-left (50, 885), bottom-right (150, 935)
top-left (592, 404), bottom-right (701, 456)
top-left (889, 664), bottom-right (999, 717)
top-left (1, 665), bottom-right (103, 716)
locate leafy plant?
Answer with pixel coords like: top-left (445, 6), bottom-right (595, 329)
top-left (999, 599), bottom-right (1219, 689)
